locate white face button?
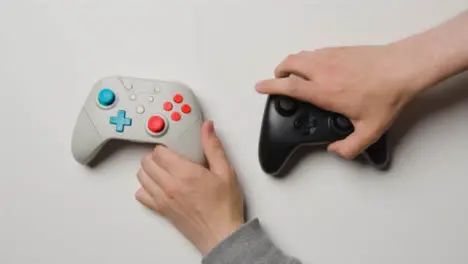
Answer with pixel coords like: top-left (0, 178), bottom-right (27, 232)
top-left (119, 78), bottom-right (133, 90)
top-left (154, 87), bottom-right (160, 93)
top-left (136, 106), bottom-right (145, 114)
top-left (148, 96), bottom-right (154, 102)
top-left (129, 94), bottom-right (137, 101)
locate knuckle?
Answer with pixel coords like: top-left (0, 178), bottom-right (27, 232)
top-left (164, 183), bottom-right (181, 199)
top-left (211, 137), bottom-right (225, 153)
top-left (152, 146), bottom-right (163, 159)
top-left (220, 165), bottom-right (237, 181)
top-left (226, 165), bottom-right (236, 177)
top-left (285, 78), bottom-right (301, 94)
top-left (285, 54), bottom-right (299, 67)
top-left (316, 47), bottom-right (331, 54)
top-left (286, 53), bottom-right (297, 61)
top-left (328, 85), bottom-right (345, 95)
top-left (154, 199), bottom-right (169, 215)
top-left (181, 172), bottom-right (197, 185)
top-left (277, 55), bottom-right (295, 71)
top-left (364, 131), bottom-right (378, 142)
top-left (298, 50), bottom-right (309, 56)
top-left (140, 154), bottom-right (152, 170)
top-left (360, 124), bottom-right (381, 142)
top-left (210, 134), bottom-right (222, 146)
top-left (136, 168), bottom-right (144, 181)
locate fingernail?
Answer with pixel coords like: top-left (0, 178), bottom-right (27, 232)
top-left (255, 80), bottom-right (265, 89)
top-left (207, 120), bottom-right (215, 133)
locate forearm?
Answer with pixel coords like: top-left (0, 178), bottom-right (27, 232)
top-left (202, 218), bottom-right (302, 264)
top-left (392, 10), bottom-right (468, 95)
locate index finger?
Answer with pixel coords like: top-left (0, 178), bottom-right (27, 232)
top-left (255, 76), bottom-right (333, 110)
top-left (274, 53), bottom-right (313, 79)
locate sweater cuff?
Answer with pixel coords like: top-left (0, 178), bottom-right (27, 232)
top-left (202, 218), bottom-right (281, 264)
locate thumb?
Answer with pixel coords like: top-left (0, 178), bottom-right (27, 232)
top-left (327, 125), bottom-right (380, 160)
top-left (201, 120), bottom-right (230, 175)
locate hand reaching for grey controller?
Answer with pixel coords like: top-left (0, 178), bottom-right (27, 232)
top-left (255, 44), bottom-right (431, 160)
top-left (135, 120), bottom-right (245, 255)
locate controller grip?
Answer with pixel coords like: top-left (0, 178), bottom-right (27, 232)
top-left (362, 133), bottom-right (390, 169)
top-left (166, 121), bottom-right (206, 165)
top-left (71, 109), bottom-right (105, 165)
top-left (259, 137), bottom-right (296, 175)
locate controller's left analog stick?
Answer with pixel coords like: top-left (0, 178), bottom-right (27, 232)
top-left (275, 96), bottom-right (299, 116)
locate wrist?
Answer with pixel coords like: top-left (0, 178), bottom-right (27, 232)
top-left (198, 219), bottom-right (244, 255)
top-left (202, 218), bottom-right (264, 264)
top-left (386, 38), bottom-right (444, 97)
top-left (389, 11), bottom-right (468, 96)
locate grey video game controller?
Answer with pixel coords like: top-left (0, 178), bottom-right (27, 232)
top-left (71, 76), bottom-right (205, 166)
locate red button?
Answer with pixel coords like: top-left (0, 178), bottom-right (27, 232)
top-left (173, 94), bottom-right (183, 103)
top-left (181, 104), bottom-right (191, 114)
top-left (163, 101), bottom-right (173, 111)
top-left (147, 116), bottom-right (165, 133)
top-left (171, 112), bottom-right (181, 121)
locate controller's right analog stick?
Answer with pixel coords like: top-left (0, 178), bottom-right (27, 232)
top-left (331, 115), bottom-right (354, 134)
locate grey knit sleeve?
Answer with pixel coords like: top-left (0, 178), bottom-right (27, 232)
top-left (202, 218), bottom-right (303, 264)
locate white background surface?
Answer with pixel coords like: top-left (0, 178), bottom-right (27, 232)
top-left (1, 1), bottom-right (468, 264)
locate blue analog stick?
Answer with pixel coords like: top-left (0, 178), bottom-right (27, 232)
top-left (98, 88), bottom-right (116, 107)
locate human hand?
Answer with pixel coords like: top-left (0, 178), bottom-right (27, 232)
top-left (255, 44), bottom-right (429, 160)
top-left (135, 120), bottom-right (245, 255)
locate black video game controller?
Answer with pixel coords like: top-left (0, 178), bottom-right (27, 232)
top-left (258, 94), bottom-right (391, 176)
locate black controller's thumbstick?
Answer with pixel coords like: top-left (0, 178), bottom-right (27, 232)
top-left (275, 96), bottom-right (299, 116)
top-left (331, 115), bottom-right (353, 134)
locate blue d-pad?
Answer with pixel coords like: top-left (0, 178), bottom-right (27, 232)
top-left (110, 110), bottom-right (132, 133)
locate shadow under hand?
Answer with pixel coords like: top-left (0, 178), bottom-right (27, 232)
top-left (390, 70), bottom-right (468, 149)
top-left (88, 140), bottom-right (155, 168)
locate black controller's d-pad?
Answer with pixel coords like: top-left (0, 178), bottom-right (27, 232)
top-left (294, 113), bottom-right (317, 136)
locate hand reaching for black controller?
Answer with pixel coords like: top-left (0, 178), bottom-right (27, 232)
top-left (256, 45), bottom-right (417, 160)
top-left (256, 27), bottom-right (468, 160)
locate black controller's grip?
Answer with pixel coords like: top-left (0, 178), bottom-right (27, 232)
top-left (258, 134), bottom-right (297, 175)
top-left (361, 133), bottom-right (390, 169)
